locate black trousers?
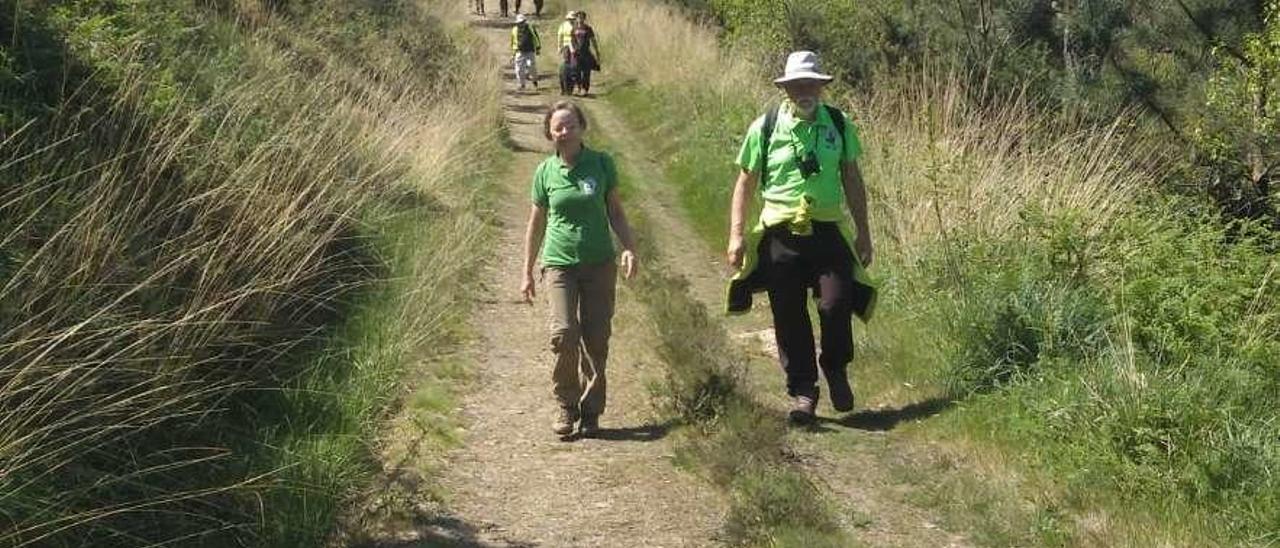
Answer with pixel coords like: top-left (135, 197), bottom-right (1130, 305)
top-left (559, 62), bottom-right (576, 95)
top-left (762, 222), bottom-right (856, 397)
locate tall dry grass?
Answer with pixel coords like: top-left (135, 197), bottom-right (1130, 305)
top-left (584, 0), bottom-right (768, 103)
top-left (858, 69), bottom-right (1167, 266)
top-left (0, 1), bottom-right (502, 544)
top-left (584, 0), bottom-right (1162, 263)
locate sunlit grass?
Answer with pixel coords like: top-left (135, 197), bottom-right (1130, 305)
top-left (0, 0), bottom-right (501, 544)
top-left (575, 0), bottom-right (1279, 545)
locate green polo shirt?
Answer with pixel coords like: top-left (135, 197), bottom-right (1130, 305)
top-left (735, 101), bottom-right (862, 224)
top-left (532, 146), bottom-right (618, 267)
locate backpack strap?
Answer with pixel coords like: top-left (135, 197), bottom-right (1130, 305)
top-left (759, 103), bottom-right (780, 188)
top-left (825, 104), bottom-right (846, 149)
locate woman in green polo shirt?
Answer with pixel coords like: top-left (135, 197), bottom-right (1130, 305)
top-left (520, 100), bottom-right (639, 438)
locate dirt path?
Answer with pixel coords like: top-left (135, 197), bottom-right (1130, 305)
top-left (374, 14), bottom-right (727, 548)
top-left (347, 8), bottom-right (975, 548)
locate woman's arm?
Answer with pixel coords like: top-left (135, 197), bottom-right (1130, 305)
top-left (605, 188), bottom-right (639, 279)
top-left (521, 204), bottom-right (548, 302)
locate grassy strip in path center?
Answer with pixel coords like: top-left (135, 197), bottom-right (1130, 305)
top-left (582, 102), bottom-right (854, 547)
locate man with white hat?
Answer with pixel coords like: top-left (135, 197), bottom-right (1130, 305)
top-left (725, 50), bottom-right (878, 425)
top-left (511, 14), bottom-right (541, 90)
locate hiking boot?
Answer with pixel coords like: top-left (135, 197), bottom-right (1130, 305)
top-left (578, 414), bottom-right (599, 438)
top-left (826, 371), bottom-right (855, 413)
top-left (552, 407), bottom-right (578, 436)
top-left (788, 393), bottom-right (817, 425)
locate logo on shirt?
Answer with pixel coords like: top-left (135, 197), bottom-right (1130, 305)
top-left (580, 177), bottom-right (598, 196)
top-left (823, 127), bottom-right (838, 148)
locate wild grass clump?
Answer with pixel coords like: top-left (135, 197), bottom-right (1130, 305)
top-left (0, 0), bottom-right (501, 545)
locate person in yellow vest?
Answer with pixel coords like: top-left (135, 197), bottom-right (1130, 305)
top-left (557, 11), bottom-right (578, 95)
top-left (557, 11), bottom-right (576, 52)
top-left (725, 51), bottom-right (877, 425)
top-left (511, 14), bottom-right (541, 90)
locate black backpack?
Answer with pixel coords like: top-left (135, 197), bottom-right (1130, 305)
top-left (759, 103), bottom-right (846, 186)
top-left (517, 24), bottom-right (535, 52)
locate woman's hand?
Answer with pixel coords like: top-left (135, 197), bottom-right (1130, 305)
top-left (619, 249), bottom-right (639, 280)
top-left (520, 271), bottom-right (537, 303)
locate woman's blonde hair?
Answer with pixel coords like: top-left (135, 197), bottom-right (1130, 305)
top-left (543, 100), bottom-right (588, 140)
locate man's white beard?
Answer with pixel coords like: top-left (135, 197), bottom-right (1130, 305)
top-left (795, 100), bottom-right (818, 117)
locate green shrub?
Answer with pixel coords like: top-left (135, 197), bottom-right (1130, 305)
top-left (939, 209), bottom-right (1110, 395)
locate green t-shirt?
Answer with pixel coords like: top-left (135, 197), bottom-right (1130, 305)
top-left (532, 146), bottom-right (618, 267)
top-left (735, 101), bottom-right (862, 222)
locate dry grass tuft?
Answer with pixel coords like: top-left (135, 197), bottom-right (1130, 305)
top-left (0, 2), bottom-right (502, 544)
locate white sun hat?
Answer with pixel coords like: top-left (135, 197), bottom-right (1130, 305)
top-left (565, 10), bottom-right (577, 20)
top-left (773, 51), bottom-right (834, 84)
top-left (515, 13), bottom-right (527, 23)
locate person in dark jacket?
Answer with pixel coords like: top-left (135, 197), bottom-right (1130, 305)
top-left (569, 11), bottom-right (601, 96)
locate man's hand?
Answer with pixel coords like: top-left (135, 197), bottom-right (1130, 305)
top-left (855, 233), bottom-right (874, 268)
top-left (726, 235), bottom-right (746, 269)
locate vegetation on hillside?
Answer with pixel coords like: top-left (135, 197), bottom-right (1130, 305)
top-left (0, 0), bottom-right (499, 545)
top-left (677, 0), bottom-right (1280, 225)
top-left (590, 0), bottom-right (1280, 543)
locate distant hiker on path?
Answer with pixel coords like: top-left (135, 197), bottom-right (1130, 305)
top-left (725, 51), bottom-right (878, 425)
top-left (521, 101), bottom-right (640, 438)
top-left (498, 0), bottom-right (509, 18)
top-left (533, 0), bottom-right (544, 16)
top-left (557, 11), bottom-right (578, 95)
top-left (569, 11), bottom-right (601, 96)
top-left (511, 14), bottom-right (541, 90)
top-left (471, 0), bottom-right (484, 16)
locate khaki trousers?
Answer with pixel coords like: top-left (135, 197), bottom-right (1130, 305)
top-left (544, 261), bottom-right (616, 417)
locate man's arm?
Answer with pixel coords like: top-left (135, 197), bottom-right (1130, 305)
top-left (727, 168), bottom-right (759, 268)
top-left (841, 161), bottom-right (873, 267)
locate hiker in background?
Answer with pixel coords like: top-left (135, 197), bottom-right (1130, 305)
top-left (514, 0), bottom-right (522, 15)
top-left (557, 11), bottom-right (578, 95)
top-left (521, 101), bottom-right (639, 438)
top-left (724, 51), bottom-right (877, 425)
top-left (511, 14), bottom-right (541, 90)
top-left (533, 0), bottom-right (544, 16)
top-left (498, 0), bottom-right (508, 18)
top-left (569, 11), bottom-right (600, 96)
top-left (471, 0), bottom-right (484, 16)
